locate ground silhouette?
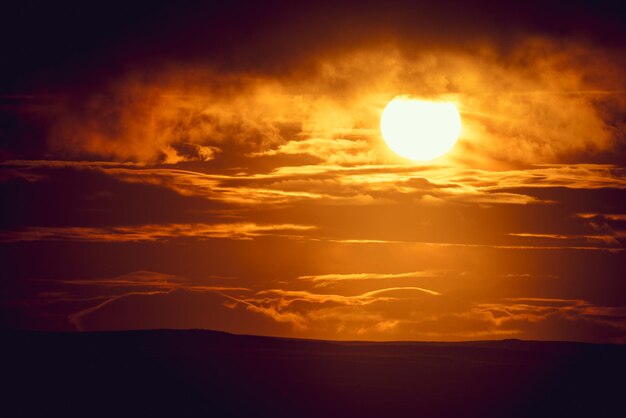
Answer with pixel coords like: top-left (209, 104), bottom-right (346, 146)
top-left (2, 329), bottom-right (624, 417)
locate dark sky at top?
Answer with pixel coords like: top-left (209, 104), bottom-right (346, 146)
top-left (2, 0), bottom-right (626, 92)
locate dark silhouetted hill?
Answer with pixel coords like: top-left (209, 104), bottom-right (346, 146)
top-left (1, 329), bottom-right (625, 417)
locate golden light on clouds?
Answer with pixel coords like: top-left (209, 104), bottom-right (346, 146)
top-left (380, 97), bottom-right (461, 161)
top-left (2, 4), bottom-right (626, 345)
top-left (44, 40), bottom-right (626, 169)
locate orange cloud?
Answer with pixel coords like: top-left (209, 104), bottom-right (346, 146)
top-left (0, 223), bottom-right (317, 243)
top-left (52, 271), bottom-right (252, 331)
top-left (298, 271), bottom-right (446, 288)
top-left (42, 38), bottom-right (626, 168)
top-left (475, 298), bottom-right (626, 333)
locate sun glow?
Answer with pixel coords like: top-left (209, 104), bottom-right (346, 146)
top-left (380, 97), bottom-right (461, 161)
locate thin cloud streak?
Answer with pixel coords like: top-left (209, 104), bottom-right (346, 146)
top-left (298, 271), bottom-right (448, 288)
top-left (0, 223), bottom-right (317, 243)
top-left (6, 162), bottom-right (626, 211)
top-left (48, 271), bottom-right (253, 331)
top-left (475, 298), bottom-right (626, 332)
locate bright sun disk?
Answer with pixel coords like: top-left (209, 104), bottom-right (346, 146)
top-left (380, 97), bottom-right (461, 161)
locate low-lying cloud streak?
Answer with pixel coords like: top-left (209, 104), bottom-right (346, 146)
top-left (0, 223), bottom-right (316, 243)
top-left (23, 269), bottom-right (624, 342)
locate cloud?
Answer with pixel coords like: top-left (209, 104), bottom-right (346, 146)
top-left (298, 270), bottom-right (446, 288)
top-left (577, 213), bottom-right (626, 221)
top-left (68, 290), bottom-right (170, 331)
top-left (40, 270), bottom-right (253, 331)
top-left (6, 266), bottom-right (626, 342)
top-left (237, 286), bottom-right (440, 331)
top-left (3, 162), bottom-right (625, 252)
top-left (162, 144), bottom-right (220, 164)
top-left (31, 271), bottom-right (440, 334)
top-left (508, 232), bottom-right (623, 247)
top-left (4, 160), bottom-right (625, 214)
top-left (61, 270), bottom-right (248, 293)
top-left (361, 287), bottom-right (441, 297)
top-left (474, 298), bottom-right (626, 335)
top-left (252, 137), bottom-right (379, 165)
top-left (4, 37), bottom-right (618, 167)
top-left (0, 222), bottom-right (317, 243)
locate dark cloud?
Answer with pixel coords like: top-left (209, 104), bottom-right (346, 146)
top-left (0, 164), bottom-right (230, 228)
top-left (3, 1), bottom-right (626, 91)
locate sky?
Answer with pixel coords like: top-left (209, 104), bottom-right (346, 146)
top-left (2, 0), bottom-right (626, 342)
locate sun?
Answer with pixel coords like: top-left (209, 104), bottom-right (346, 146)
top-left (380, 97), bottom-right (462, 161)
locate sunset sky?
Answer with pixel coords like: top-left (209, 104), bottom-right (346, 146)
top-left (2, 0), bottom-right (626, 343)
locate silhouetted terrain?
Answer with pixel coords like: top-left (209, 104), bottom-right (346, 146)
top-left (1, 329), bottom-right (624, 417)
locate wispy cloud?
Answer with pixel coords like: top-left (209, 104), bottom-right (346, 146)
top-left (509, 232), bottom-right (623, 246)
top-left (576, 213), bottom-right (626, 221)
top-left (236, 286), bottom-right (441, 330)
top-left (475, 298), bottom-right (626, 331)
top-left (46, 271), bottom-right (252, 331)
top-left (61, 271), bottom-right (249, 293)
top-left (252, 137), bottom-right (379, 165)
top-left (0, 223), bottom-right (316, 243)
top-left (68, 290), bottom-right (170, 331)
top-left (298, 270), bottom-right (447, 288)
top-left (4, 161), bottom-right (626, 211)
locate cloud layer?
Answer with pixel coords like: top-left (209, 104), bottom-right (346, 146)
top-left (2, 1), bottom-right (626, 343)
